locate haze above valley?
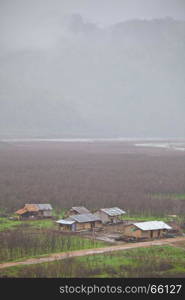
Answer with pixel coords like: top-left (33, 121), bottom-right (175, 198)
top-left (0, 0), bottom-right (185, 139)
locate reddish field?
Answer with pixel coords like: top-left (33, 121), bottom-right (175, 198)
top-left (0, 141), bottom-right (185, 215)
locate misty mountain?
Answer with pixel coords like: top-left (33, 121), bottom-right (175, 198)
top-left (0, 16), bottom-right (185, 138)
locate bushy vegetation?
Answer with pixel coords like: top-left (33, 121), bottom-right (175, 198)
top-left (0, 227), bottom-right (106, 263)
top-left (0, 143), bottom-right (184, 278)
top-left (0, 218), bottom-right (22, 232)
top-left (0, 217), bottom-right (58, 232)
top-left (150, 193), bottom-right (185, 201)
top-left (121, 214), bottom-right (185, 224)
top-left (0, 142), bottom-right (185, 216)
top-left (1, 245), bottom-right (185, 278)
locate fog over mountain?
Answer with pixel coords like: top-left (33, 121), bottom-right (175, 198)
top-left (0, 1), bottom-right (185, 138)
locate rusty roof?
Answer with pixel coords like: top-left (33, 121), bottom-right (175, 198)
top-left (15, 208), bottom-right (28, 215)
top-left (15, 203), bottom-right (52, 214)
top-left (25, 204), bottom-right (39, 212)
top-left (71, 206), bottom-right (90, 214)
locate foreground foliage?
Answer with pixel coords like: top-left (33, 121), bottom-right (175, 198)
top-left (1, 245), bottom-right (185, 278)
top-left (0, 226), bottom-right (105, 263)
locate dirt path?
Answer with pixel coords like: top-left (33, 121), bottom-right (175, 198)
top-left (0, 236), bottom-right (185, 270)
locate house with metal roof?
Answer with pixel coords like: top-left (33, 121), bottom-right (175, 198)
top-left (15, 204), bottom-right (53, 219)
top-left (123, 221), bottom-right (172, 240)
top-left (56, 213), bottom-right (102, 232)
top-left (67, 206), bottom-right (90, 217)
top-left (95, 207), bottom-right (126, 224)
top-left (56, 218), bottom-right (76, 232)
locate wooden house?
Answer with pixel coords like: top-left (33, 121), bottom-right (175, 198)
top-left (123, 221), bottom-right (172, 239)
top-left (15, 204), bottom-right (53, 219)
top-left (67, 206), bottom-right (90, 217)
top-left (56, 219), bottom-right (76, 232)
top-left (95, 207), bottom-right (126, 224)
top-left (56, 213), bottom-right (102, 232)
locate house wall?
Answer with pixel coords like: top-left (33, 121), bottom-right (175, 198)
top-left (76, 221), bottom-right (102, 231)
top-left (59, 221), bottom-right (101, 232)
top-left (95, 211), bottom-right (124, 224)
top-left (59, 224), bottom-right (71, 231)
top-left (76, 222), bottom-right (92, 231)
top-left (95, 211), bottom-right (110, 224)
top-left (140, 230), bottom-right (151, 238)
top-left (21, 212), bottom-right (38, 219)
top-left (37, 211), bottom-right (42, 217)
top-left (123, 225), bottom-right (165, 239)
top-left (68, 210), bottom-right (78, 216)
top-left (94, 221), bottom-right (102, 228)
top-left (109, 216), bottom-right (121, 223)
top-left (59, 224), bottom-right (77, 231)
top-left (123, 225), bottom-right (142, 238)
top-left (43, 210), bottom-right (52, 217)
top-left (21, 210), bottom-right (52, 219)
top-left (140, 230), bottom-right (163, 238)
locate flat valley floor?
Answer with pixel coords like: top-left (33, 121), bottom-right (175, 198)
top-left (0, 140), bottom-right (184, 215)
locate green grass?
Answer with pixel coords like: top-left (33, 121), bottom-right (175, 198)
top-left (0, 208), bottom-right (68, 232)
top-left (52, 209), bottom-right (67, 219)
top-left (27, 219), bottom-right (56, 229)
top-left (1, 245), bottom-right (185, 278)
top-left (0, 218), bottom-right (22, 232)
top-left (122, 215), bottom-right (172, 222)
top-left (122, 214), bottom-right (185, 225)
top-left (1, 210), bottom-right (184, 233)
top-left (0, 217), bottom-right (56, 232)
top-left (149, 193), bottom-right (185, 200)
top-left (0, 227), bottom-right (107, 263)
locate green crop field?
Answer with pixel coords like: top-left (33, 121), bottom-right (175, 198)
top-left (149, 193), bottom-right (185, 200)
top-left (1, 245), bottom-right (185, 278)
top-left (0, 217), bottom-right (57, 232)
top-left (0, 223), bottom-right (106, 263)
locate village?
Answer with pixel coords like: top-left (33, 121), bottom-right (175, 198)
top-left (14, 203), bottom-right (183, 244)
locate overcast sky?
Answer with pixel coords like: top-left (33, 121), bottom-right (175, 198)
top-left (0, 0), bottom-right (185, 51)
top-left (0, 0), bottom-right (185, 138)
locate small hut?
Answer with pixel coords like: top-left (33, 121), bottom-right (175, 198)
top-left (56, 213), bottom-right (102, 232)
top-left (123, 221), bottom-right (172, 239)
top-left (67, 206), bottom-right (90, 217)
top-left (56, 219), bottom-right (76, 232)
top-left (15, 204), bottom-right (53, 219)
top-left (95, 207), bottom-right (126, 224)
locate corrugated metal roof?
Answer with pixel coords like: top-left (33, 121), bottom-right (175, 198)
top-left (134, 221), bottom-right (172, 231)
top-left (36, 204), bottom-right (52, 210)
top-left (56, 219), bottom-right (75, 225)
top-left (101, 207), bottom-right (126, 216)
top-left (16, 203), bottom-right (53, 214)
top-left (71, 206), bottom-right (90, 214)
top-left (25, 204), bottom-right (52, 211)
top-left (69, 213), bottom-right (101, 223)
